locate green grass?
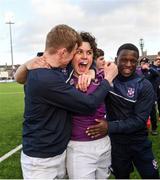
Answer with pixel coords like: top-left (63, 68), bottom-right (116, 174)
top-left (0, 82), bottom-right (160, 179)
top-left (0, 151), bottom-right (22, 179)
top-left (0, 82), bottom-right (24, 179)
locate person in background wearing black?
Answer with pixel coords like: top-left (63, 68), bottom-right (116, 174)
top-left (137, 57), bottom-right (160, 135)
top-left (153, 55), bottom-right (160, 121)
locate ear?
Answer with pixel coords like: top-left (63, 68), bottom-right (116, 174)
top-left (57, 48), bottom-right (67, 57)
top-left (61, 48), bottom-right (67, 54)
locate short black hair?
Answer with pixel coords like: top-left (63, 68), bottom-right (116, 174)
top-left (117, 43), bottom-right (139, 58)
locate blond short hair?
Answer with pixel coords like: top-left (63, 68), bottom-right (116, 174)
top-left (45, 24), bottom-right (82, 54)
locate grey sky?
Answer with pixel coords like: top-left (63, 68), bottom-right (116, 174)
top-left (0, 0), bottom-right (160, 65)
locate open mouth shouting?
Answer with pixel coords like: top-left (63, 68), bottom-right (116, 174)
top-left (78, 60), bottom-right (89, 74)
top-left (72, 41), bottom-right (94, 76)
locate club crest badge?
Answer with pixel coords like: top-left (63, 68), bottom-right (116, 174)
top-left (127, 87), bottom-right (135, 98)
top-left (69, 78), bottom-right (75, 86)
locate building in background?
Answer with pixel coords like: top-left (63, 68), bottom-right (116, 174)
top-left (0, 64), bottom-right (20, 81)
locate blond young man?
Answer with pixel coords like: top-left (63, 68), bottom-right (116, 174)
top-left (16, 24), bottom-right (118, 179)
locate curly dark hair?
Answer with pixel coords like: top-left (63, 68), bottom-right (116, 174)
top-left (80, 32), bottom-right (97, 59)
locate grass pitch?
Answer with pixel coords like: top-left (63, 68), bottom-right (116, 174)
top-left (0, 82), bottom-right (24, 178)
top-left (0, 82), bottom-right (159, 179)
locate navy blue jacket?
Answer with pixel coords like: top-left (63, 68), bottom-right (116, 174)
top-left (23, 68), bottom-right (110, 158)
top-left (152, 64), bottom-right (160, 100)
top-left (106, 73), bottom-right (154, 144)
top-left (136, 66), bottom-right (160, 101)
top-left (142, 66), bottom-right (160, 90)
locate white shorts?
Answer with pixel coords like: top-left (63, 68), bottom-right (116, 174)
top-left (21, 150), bottom-right (66, 179)
top-left (66, 136), bottom-right (111, 179)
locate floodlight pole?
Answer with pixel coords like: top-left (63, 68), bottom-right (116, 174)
top-left (6, 21), bottom-right (14, 71)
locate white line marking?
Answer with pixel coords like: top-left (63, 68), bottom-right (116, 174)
top-left (0, 144), bottom-right (22, 163)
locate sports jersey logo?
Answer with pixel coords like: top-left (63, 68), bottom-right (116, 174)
top-left (127, 87), bottom-right (135, 98)
top-left (69, 78), bottom-right (75, 86)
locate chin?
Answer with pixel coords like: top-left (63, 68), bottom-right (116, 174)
top-left (77, 69), bottom-right (86, 75)
top-left (123, 72), bottom-right (134, 77)
top-left (123, 75), bottom-right (131, 77)
top-left (78, 72), bottom-right (84, 75)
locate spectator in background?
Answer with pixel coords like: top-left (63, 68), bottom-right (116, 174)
top-left (153, 55), bottom-right (160, 121)
top-left (86, 43), bottom-right (159, 179)
top-left (95, 48), bottom-right (105, 71)
top-left (138, 57), bottom-right (160, 135)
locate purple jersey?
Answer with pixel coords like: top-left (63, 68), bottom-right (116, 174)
top-left (69, 71), bottom-right (106, 141)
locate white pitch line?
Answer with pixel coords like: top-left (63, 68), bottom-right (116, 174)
top-left (0, 144), bottom-right (22, 163)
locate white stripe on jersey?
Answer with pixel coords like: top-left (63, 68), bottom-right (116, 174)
top-left (109, 91), bottom-right (137, 103)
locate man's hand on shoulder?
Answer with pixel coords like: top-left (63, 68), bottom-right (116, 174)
top-left (26, 56), bottom-right (50, 70)
top-left (14, 56), bottom-right (50, 84)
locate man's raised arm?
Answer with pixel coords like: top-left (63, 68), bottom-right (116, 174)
top-left (14, 56), bottom-right (49, 84)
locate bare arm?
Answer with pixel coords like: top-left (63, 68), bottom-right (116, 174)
top-left (14, 57), bottom-right (49, 84)
top-left (14, 63), bottom-right (28, 84)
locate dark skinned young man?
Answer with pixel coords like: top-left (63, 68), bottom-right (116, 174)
top-left (87, 43), bottom-right (159, 179)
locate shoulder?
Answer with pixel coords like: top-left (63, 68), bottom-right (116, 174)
top-left (137, 77), bottom-right (154, 97)
top-left (132, 74), bottom-right (153, 90)
top-left (28, 68), bottom-right (65, 83)
top-left (141, 78), bottom-right (153, 89)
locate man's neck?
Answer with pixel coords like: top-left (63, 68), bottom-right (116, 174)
top-left (43, 51), bottom-right (61, 68)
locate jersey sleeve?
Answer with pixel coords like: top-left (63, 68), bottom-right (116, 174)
top-left (28, 69), bottom-right (111, 115)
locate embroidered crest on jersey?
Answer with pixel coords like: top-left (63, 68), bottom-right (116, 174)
top-left (127, 87), bottom-right (135, 98)
top-left (69, 78), bottom-right (75, 86)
